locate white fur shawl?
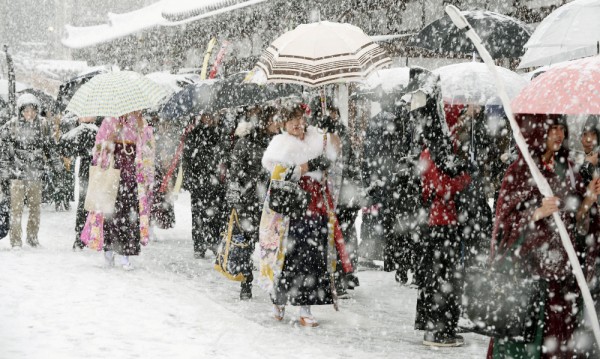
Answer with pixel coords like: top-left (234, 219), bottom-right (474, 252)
top-left (262, 126), bottom-right (338, 182)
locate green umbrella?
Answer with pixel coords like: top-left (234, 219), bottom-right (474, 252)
top-left (66, 71), bottom-right (170, 117)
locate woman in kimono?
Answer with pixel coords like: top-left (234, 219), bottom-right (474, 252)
top-left (261, 98), bottom-right (348, 327)
top-left (81, 111), bottom-right (155, 270)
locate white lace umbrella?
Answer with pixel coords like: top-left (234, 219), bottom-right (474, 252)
top-left (255, 21), bottom-right (392, 87)
top-left (66, 71), bottom-right (170, 117)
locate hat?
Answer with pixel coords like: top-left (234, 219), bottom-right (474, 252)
top-left (17, 93), bottom-right (41, 112)
top-left (582, 115), bottom-right (600, 140)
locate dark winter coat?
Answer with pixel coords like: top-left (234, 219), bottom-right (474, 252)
top-left (182, 122), bottom-right (229, 193)
top-left (0, 115), bottom-right (59, 181)
top-left (58, 123), bottom-right (98, 182)
top-left (227, 128), bottom-right (272, 237)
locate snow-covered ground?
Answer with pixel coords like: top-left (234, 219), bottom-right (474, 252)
top-left (0, 192), bottom-right (489, 359)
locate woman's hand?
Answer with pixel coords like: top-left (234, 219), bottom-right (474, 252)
top-left (585, 177), bottom-right (600, 201)
top-left (532, 196), bottom-right (560, 222)
top-left (586, 152), bottom-right (599, 166)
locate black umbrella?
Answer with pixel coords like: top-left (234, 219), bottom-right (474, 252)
top-left (407, 10), bottom-right (531, 59)
top-left (213, 71), bottom-right (303, 110)
top-left (56, 70), bottom-right (107, 112)
top-left (18, 89), bottom-right (56, 116)
top-left (159, 81), bottom-right (218, 120)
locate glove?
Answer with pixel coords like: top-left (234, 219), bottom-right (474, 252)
top-left (316, 115), bottom-right (339, 134)
top-left (307, 155), bottom-right (331, 172)
top-left (226, 182), bottom-right (242, 205)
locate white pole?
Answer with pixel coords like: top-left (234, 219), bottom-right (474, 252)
top-left (445, 4), bottom-right (600, 347)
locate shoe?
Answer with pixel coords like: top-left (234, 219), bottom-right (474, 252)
top-left (121, 256), bottom-right (134, 271)
top-left (104, 250), bottom-right (115, 267)
top-left (273, 305), bottom-right (285, 321)
top-left (346, 274), bottom-right (360, 290)
top-left (335, 284), bottom-right (350, 299)
top-left (423, 332), bottom-right (464, 347)
top-left (73, 240), bottom-right (85, 251)
top-left (193, 250), bottom-right (205, 259)
top-left (299, 315), bottom-right (319, 327)
top-left (240, 282), bottom-right (252, 300)
top-left (26, 238), bottom-right (39, 248)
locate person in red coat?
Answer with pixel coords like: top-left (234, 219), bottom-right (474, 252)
top-left (415, 121), bottom-right (472, 347)
top-left (488, 114), bottom-right (600, 358)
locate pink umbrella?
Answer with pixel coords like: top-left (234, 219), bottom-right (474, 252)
top-left (512, 56), bottom-right (600, 115)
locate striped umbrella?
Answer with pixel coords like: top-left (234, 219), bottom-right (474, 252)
top-left (255, 21), bottom-right (392, 87)
top-left (66, 71), bottom-right (170, 117)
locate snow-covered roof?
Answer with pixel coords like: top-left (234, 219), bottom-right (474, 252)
top-left (62, 0), bottom-right (268, 49)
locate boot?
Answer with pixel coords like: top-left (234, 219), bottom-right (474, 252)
top-left (121, 255), bottom-right (134, 271)
top-left (240, 281), bottom-right (252, 300)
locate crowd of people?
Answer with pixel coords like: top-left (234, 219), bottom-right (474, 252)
top-left (1, 66), bottom-right (600, 357)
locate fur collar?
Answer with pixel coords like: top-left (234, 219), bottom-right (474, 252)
top-left (262, 126), bottom-right (338, 181)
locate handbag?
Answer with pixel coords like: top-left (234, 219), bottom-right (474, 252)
top-left (268, 179), bottom-right (309, 218)
top-left (84, 153), bottom-right (120, 214)
top-left (214, 208), bottom-right (253, 282)
top-left (462, 233), bottom-right (546, 342)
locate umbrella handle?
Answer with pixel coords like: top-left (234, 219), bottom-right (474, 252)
top-left (446, 4), bottom-right (600, 347)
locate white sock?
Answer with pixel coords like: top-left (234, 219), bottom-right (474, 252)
top-left (121, 255), bottom-right (130, 266)
top-left (299, 306), bottom-right (312, 317)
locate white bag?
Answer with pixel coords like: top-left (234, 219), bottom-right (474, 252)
top-left (84, 156), bottom-right (121, 214)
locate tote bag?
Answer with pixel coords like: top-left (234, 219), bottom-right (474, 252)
top-left (84, 156), bottom-right (120, 214)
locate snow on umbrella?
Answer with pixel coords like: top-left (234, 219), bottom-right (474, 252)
top-left (433, 62), bottom-right (528, 106)
top-left (254, 21), bottom-right (392, 87)
top-left (159, 80), bottom-right (218, 120)
top-left (362, 67), bottom-right (410, 93)
top-left (66, 71), bottom-right (170, 117)
top-left (0, 79), bottom-right (31, 100)
top-left (213, 71), bottom-right (303, 110)
top-left (519, 0), bottom-right (600, 68)
top-left (512, 56), bottom-right (600, 115)
top-left (407, 10), bottom-right (532, 59)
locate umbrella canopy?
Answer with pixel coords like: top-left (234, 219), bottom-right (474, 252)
top-left (519, 0), bottom-right (600, 68)
top-left (213, 71), bottom-right (303, 110)
top-left (56, 69), bottom-right (107, 112)
top-left (362, 67), bottom-right (410, 93)
top-left (255, 21), bottom-right (392, 87)
top-left (407, 10), bottom-right (531, 59)
top-left (145, 72), bottom-right (197, 94)
top-left (66, 71), bottom-right (170, 117)
top-left (512, 56), bottom-right (600, 115)
top-left (433, 62), bottom-right (528, 106)
top-left (0, 79), bottom-right (31, 100)
top-left (159, 80), bottom-right (218, 120)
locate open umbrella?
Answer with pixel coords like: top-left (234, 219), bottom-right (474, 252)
top-left (66, 71), bottom-right (170, 117)
top-left (0, 79), bottom-right (31, 100)
top-left (56, 70), bottom-right (107, 112)
top-left (519, 0), bottom-right (600, 68)
top-left (512, 56), bottom-right (600, 115)
top-left (407, 10), bottom-right (532, 59)
top-left (433, 62), bottom-right (528, 106)
top-left (255, 21), bottom-right (392, 87)
top-left (213, 71), bottom-right (302, 110)
top-left (159, 80), bottom-right (218, 120)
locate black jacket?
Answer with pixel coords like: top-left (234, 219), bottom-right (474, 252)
top-left (0, 116), bottom-right (59, 181)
